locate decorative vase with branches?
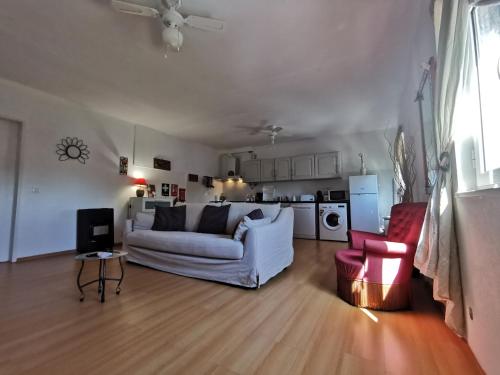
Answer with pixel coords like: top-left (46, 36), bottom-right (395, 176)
top-left (386, 125), bottom-right (417, 203)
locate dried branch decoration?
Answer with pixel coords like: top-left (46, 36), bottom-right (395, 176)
top-left (386, 126), bottom-right (416, 203)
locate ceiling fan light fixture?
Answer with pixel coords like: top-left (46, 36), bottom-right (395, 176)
top-left (162, 26), bottom-right (183, 51)
top-left (112, 0), bottom-right (225, 53)
top-left (162, 9), bottom-right (185, 28)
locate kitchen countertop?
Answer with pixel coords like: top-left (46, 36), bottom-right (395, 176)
top-left (211, 200), bottom-right (350, 204)
top-left (228, 200), bottom-right (315, 204)
top-left (317, 199), bottom-right (350, 204)
top-left (211, 200), bottom-right (315, 204)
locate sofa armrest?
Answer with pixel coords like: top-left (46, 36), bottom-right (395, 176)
top-left (244, 207), bottom-right (294, 282)
top-left (124, 219), bottom-right (133, 234)
top-left (348, 230), bottom-right (386, 250)
top-left (363, 239), bottom-right (413, 258)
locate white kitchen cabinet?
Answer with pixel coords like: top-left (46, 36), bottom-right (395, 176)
top-left (274, 158), bottom-right (291, 181)
top-left (242, 159), bottom-right (261, 182)
top-left (315, 152), bottom-right (341, 178)
top-left (291, 154), bottom-right (315, 180)
top-left (260, 159), bottom-right (275, 182)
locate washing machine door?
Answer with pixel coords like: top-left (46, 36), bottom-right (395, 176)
top-left (322, 210), bottom-right (343, 231)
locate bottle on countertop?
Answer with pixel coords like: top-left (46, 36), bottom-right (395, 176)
top-left (316, 190), bottom-right (324, 202)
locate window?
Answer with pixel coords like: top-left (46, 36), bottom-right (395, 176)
top-left (471, 2), bottom-right (500, 181)
top-left (469, 0), bottom-right (500, 188)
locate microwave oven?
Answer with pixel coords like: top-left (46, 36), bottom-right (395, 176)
top-left (327, 190), bottom-right (346, 201)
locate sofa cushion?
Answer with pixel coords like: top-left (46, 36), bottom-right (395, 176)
top-left (198, 205), bottom-right (231, 234)
top-left (247, 208), bottom-right (265, 220)
top-left (126, 230), bottom-right (244, 260)
top-left (231, 209), bottom-right (264, 237)
top-left (224, 203), bottom-right (281, 235)
top-left (175, 203), bottom-right (221, 232)
top-left (134, 212), bottom-right (154, 230)
top-left (152, 205), bottom-right (186, 231)
top-left (233, 216), bottom-right (272, 241)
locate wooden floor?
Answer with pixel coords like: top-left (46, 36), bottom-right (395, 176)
top-left (0, 240), bottom-right (483, 375)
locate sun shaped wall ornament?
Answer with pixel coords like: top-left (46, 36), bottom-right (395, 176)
top-left (56, 137), bottom-right (90, 164)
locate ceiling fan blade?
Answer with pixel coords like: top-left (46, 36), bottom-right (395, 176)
top-left (235, 126), bottom-right (262, 135)
top-left (111, 0), bottom-right (160, 17)
top-left (184, 15), bottom-right (225, 31)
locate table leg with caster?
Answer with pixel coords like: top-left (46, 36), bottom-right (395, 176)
top-left (116, 256), bottom-right (125, 295)
top-left (100, 259), bottom-right (106, 303)
top-left (77, 260), bottom-right (85, 301)
top-left (97, 259), bottom-right (103, 295)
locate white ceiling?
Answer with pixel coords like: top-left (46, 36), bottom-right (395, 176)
top-left (0, 0), bottom-right (424, 149)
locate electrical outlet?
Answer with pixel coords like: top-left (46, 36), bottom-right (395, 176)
top-left (32, 186), bottom-right (40, 194)
top-left (468, 306), bottom-right (474, 320)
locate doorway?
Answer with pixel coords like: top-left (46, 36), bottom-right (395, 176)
top-left (0, 118), bottom-right (21, 262)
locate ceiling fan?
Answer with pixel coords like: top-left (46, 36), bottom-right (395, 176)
top-left (111, 0), bottom-right (225, 52)
top-left (237, 123), bottom-right (284, 145)
top-left (265, 125), bottom-right (283, 145)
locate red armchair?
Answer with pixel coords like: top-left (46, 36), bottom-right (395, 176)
top-left (334, 202), bottom-right (427, 310)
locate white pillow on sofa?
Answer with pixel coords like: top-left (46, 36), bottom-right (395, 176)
top-left (134, 212), bottom-right (155, 230)
top-left (233, 216), bottom-right (272, 241)
top-left (225, 203), bottom-right (280, 235)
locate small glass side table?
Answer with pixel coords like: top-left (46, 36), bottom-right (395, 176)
top-left (75, 251), bottom-right (127, 303)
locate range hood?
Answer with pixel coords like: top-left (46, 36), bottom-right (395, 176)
top-left (215, 154), bottom-right (243, 181)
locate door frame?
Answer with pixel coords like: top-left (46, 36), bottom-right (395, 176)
top-left (0, 116), bottom-right (23, 262)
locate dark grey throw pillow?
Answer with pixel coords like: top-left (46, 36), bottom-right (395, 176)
top-left (247, 209), bottom-right (264, 220)
top-left (151, 205), bottom-right (186, 231)
top-left (232, 209), bottom-right (265, 237)
top-left (198, 205), bottom-right (231, 234)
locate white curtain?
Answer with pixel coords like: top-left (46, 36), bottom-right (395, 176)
top-left (414, 0), bottom-right (474, 336)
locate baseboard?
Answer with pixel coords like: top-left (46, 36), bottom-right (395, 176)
top-left (16, 249), bottom-right (76, 262)
top-left (16, 243), bottom-right (123, 262)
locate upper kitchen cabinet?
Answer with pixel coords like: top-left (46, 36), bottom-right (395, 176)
top-left (291, 154), bottom-right (315, 180)
top-left (275, 158), bottom-right (291, 181)
top-left (260, 159), bottom-right (275, 182)
top-left (242, 159), bottom-right (261, 182)
top-left (315, 152), bottom-right (341, 178)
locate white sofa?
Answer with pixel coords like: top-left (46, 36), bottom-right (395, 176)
top-left (123, 203), bottom-right (294, 288)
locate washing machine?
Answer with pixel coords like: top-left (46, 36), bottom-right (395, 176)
top-left (319, 203), bottom-right (349, 241)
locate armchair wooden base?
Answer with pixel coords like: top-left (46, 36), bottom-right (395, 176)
top-left (337, 276), bottom-right (411, 311)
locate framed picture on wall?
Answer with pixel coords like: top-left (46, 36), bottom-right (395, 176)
top-left (161, 183), bottom-right (170, 197)
top-left (147, 184), bottom-right (156, 198)
top-left (153, 157), bottom-right (171, 171)
top-left (171, 184), bottom-right (178, 197)
top-left (179, 188), bottom-right (186, 202)
top-left (119, 156), bottom-right (128, 175)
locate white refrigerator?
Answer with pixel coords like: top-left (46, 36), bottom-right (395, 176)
top-left (349, 175), bottom-right (380, 233)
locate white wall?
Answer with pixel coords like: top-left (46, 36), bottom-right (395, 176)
top-left (130, 124), bottom-right (222, 203)
top-left (222, 128), bottom-right (397, 223)
top-left (0, 78), bottom-right (219, 259)
top-left (396, 0), bottom-right (436, 202)
top-left (450, 21), bottom-right (500, 372)
top-left (455, 190), bottom-right (500, 375)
